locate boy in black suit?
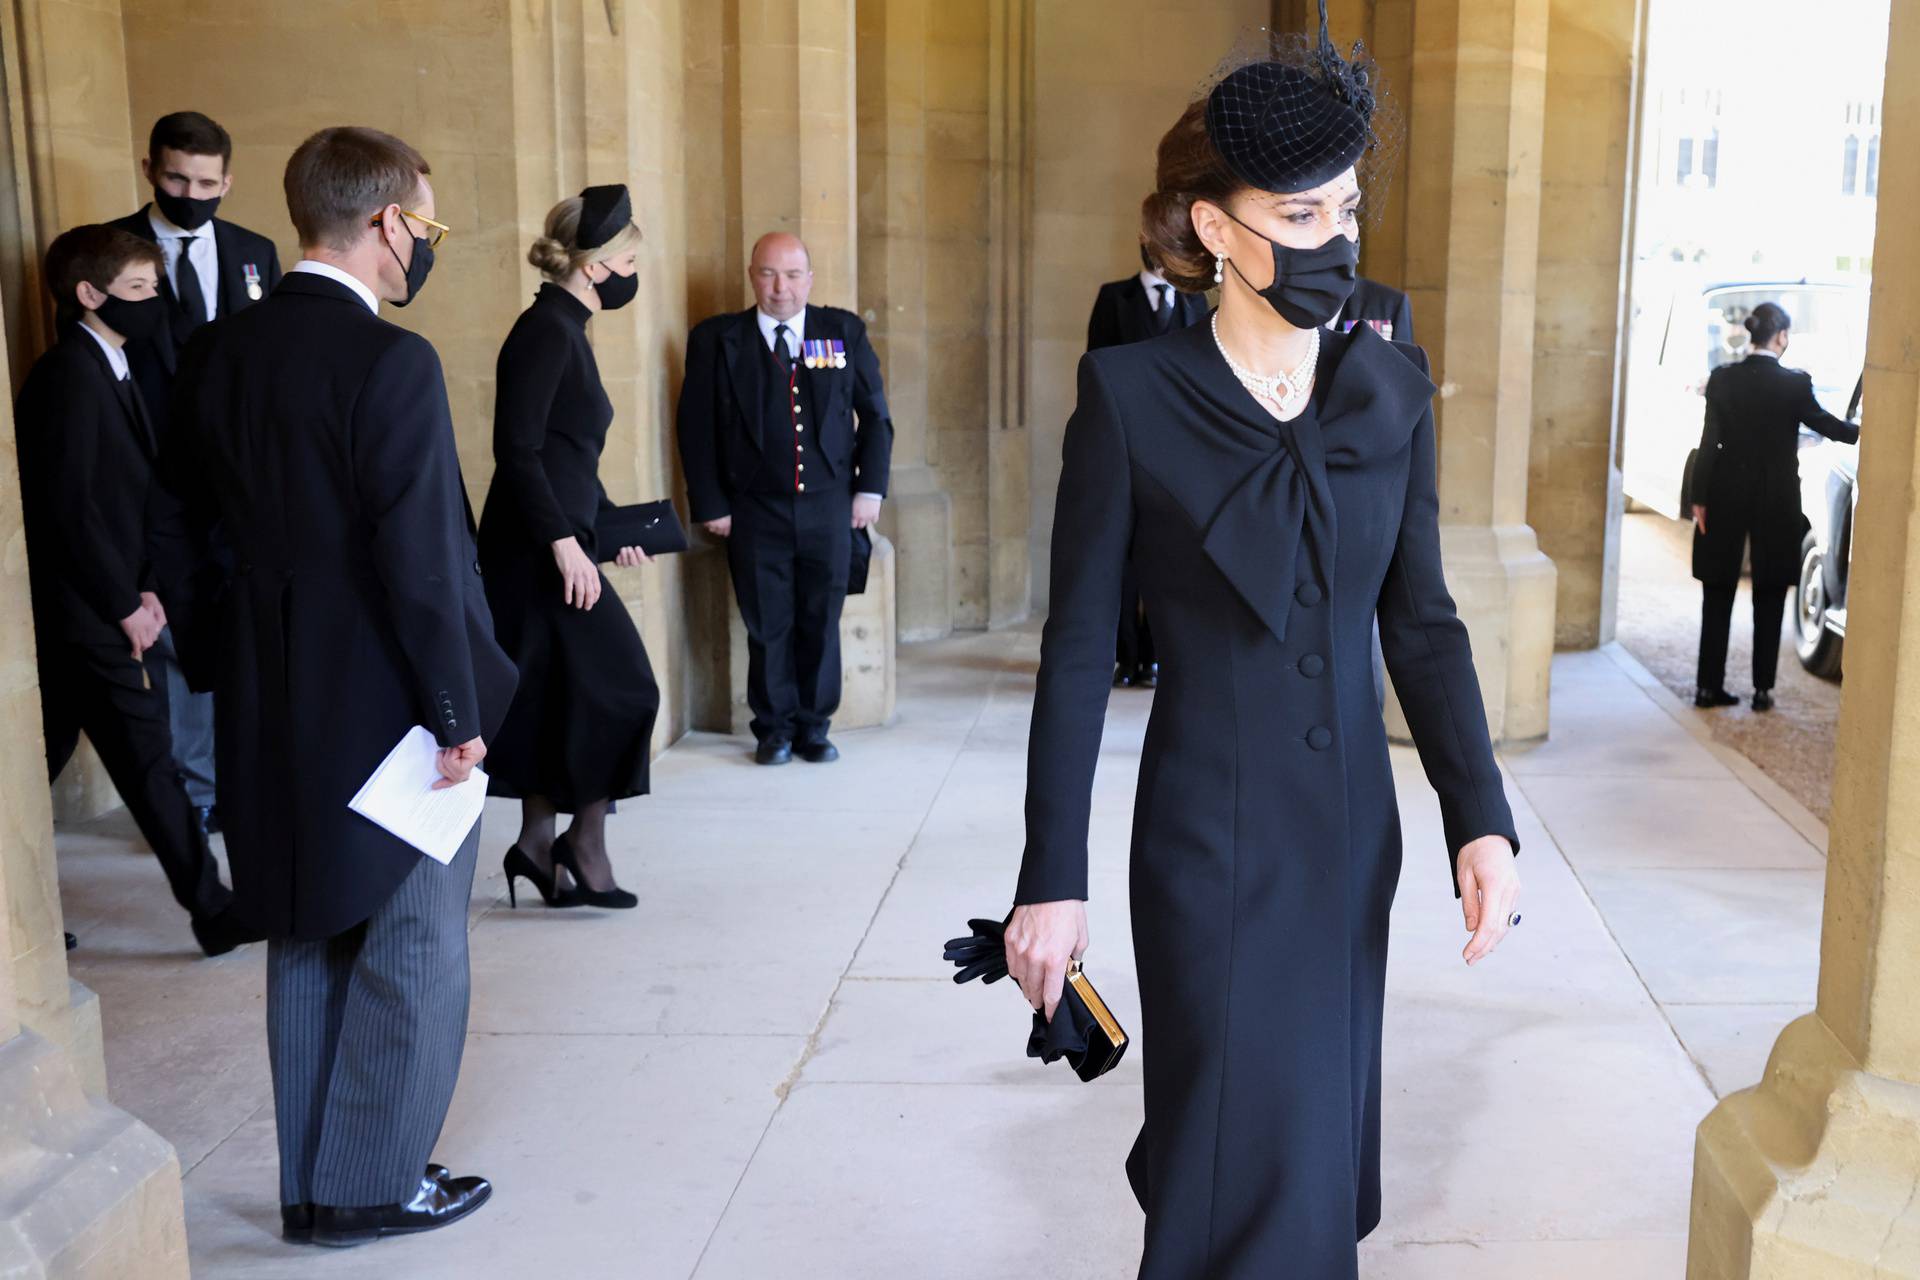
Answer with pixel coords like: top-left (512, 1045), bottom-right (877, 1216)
top-left (110, 111), bottom-right (283, 831)
top-left (12, 225), bottom-right (251, 955)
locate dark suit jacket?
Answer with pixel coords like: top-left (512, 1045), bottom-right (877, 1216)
top-left (1085, 275), bottom-right (1208, 351)
top-left (13, 327), bottom-right (158, 647)
top-left (160, 272), bottom-right (516, 939)
top-left (1691, 353), bottom-right (1858, 587)
top-left (1333, 277), bottom-right (1413, 342)
top-left (675, 305), bottom-right (894, 523)
top-left (109, 206), bottom-right (283, 430)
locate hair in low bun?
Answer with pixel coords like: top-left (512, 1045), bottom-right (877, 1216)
top-left (526, 194), bottom-right (644, 284)
top-left (527, 235), bottom-right (574, 278)
top-left (1140, 99), bottom-right (1246, 294)
top-left (1744, 301), bottom-right (1791, 347)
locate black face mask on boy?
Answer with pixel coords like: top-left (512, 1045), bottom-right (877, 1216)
top-left (1220, 207), bottom-right (1358, 330)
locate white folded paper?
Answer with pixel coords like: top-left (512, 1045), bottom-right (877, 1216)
top-left (347, 725), bottom-right (488, 865)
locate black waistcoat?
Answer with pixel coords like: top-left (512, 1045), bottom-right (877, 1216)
top-left (752, 338), bottom-right (824, 493)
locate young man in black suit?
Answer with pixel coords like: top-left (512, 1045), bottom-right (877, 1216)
top-left (12, 225), bottom-right (250, 956)
top-left (677, 232), bottom-right (894, 765)
top-left (163, 126), bottom-right (515, 1247)
top-left (111, 111), bottom-right (283, 832)
top-left (1085, 245), bottom-right (1208, 689)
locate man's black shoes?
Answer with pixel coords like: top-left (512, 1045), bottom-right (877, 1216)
top-left (308, 1171), bottom-right (491, 1248)
top-left (1694, 687), bottom-right (1740, 708)
top-left (1752, 689), bottom-right (1775, 712)
top-left (755, 739), bottom-right (793, 766)
top-left (284, 1166), bottom-right (453, 1243)
top-left (797, 739), bottom-right (839, 764)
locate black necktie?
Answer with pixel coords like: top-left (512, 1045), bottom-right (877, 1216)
top-left (1152, 283), bottom-right (1174, 334)
top-left (773, 323), bottom-right (796, 371)
top-left (174, 236), bottom-right (208, 335)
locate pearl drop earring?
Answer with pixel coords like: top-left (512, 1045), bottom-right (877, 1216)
top-left (1213, 252), bottom-right (1225, 286)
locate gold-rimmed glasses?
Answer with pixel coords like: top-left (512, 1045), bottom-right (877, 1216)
top-left (371, 208), bottom-right (451, 249)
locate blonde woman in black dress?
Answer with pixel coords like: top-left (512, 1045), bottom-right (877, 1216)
top-left (478, 184), bottom-right (657, 910)
top-left (1005, 14), bottom-right (1524, 1277)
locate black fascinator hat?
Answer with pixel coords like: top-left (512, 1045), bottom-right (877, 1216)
top-left (576, 183), bottom-right (633, 251)
top-left (1203, 0), bottom-right (1388, 195)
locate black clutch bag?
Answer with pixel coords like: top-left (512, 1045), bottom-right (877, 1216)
top-left (594, 500), bottom-right (689, 561)
top-left (848, 526), bottom-right (874, 595)
top-left (943, 916), bottom-right (1128, 1083)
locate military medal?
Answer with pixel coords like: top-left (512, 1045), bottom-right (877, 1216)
top-left (243, 263), bottom-right (263, 301)
top-left (802, 339), bottom-right (821, 369)
top-left (830, 338), bottom-right (846, 369)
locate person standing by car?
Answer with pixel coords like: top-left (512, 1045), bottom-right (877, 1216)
top-left (1691, 302), bottom-right (1858, 711)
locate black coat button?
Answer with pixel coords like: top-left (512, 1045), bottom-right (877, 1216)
top-left (1307, 726), bottom-right (1332, 751)
top-left (1296, 582), bottom-right (1323, 607)
top-left (1299, 654), bottom-right (1325, 678)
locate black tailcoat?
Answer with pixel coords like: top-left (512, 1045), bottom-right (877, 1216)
top-left (1085, 276), bottom-right (1209, 352)
top-left (161, 272), bottom-right (516, 939)
top-left (109, 206), bottom-right (283, 432)
top-left (1332, 276), bottom-right (1414, 342)
top-left (1017, 320), bottom-right (1518, 1277)
top-left (1691, 353), bottom-right (1857, 587)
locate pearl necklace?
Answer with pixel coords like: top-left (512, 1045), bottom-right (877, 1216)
top-left (1212, 313), bottom-right (1319, 417)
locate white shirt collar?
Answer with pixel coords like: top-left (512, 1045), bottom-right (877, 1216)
top-left (148, 204), bottom-right (214, 242)
top-left (77, 320), bottom-right (130, 380)
top-left (1139, 268), bottom-right (1172, 295)
top-left (290, 260), bottom-right (380, 314)
top-left (1749, 347), bottom-right (1780, 360)
top-left (757, 307), bottom-right (806, 354)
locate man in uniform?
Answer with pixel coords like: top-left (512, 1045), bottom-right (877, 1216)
top-left (677, 232), bottom-right (894, 765)
top-left (111, 110), bottom-right (283, 832)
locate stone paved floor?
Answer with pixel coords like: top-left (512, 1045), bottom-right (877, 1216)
top-left (57, 627), bottom-right (1825, 1278)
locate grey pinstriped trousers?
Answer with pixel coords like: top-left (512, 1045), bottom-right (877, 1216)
top-left (266, 825), bottom-right (481, 1208)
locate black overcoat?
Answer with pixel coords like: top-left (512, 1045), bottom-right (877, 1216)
top-left (160, 272), bottom-right (517, 939)
top-left (675, 305), bottom-right (893, 523)
top-left (1086, 276), bottom-right (1208, 351)
top-left (1690, 352), bottom-right (1857, 587)
top-left (14, 328), bottom-right (159, 647)
top-left (109, 206), bottom-right (283, 431)
top-left (477, 284), bottom-right (660, 810)
top-left (1016, 320), bottom-right (1518, 1278)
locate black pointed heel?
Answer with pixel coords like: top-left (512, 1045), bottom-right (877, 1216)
top-left (503, 846), bottom-right (573, 908)
top-left (550, 833), bottom-right (637, 910)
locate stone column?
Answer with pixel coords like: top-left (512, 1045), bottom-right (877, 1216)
top-left (1392, 0), bottom-right (1557, 742)
top-left (1688, 1), bottom-right (1920, 1269)
top-left (1527, 0), bottom-right (1643, 650)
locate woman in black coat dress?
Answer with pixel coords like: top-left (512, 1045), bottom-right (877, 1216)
top-left (1689, 302), bottom-right (1858, 710)
top-left (478, 184), bottom-right (659, 909)
top-left (1004, 27), bottom-right (1524, 1280)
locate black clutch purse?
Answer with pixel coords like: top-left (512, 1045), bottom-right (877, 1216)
top-left (594, 500), bottom-right (689, 561)
top-left (848, 526), bottom-right (874, 595)
top-left (943, 916), bottom-right (1128, 1083)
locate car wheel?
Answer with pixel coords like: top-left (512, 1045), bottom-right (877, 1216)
top-left (1796, 531), bottom-right (1843, 678)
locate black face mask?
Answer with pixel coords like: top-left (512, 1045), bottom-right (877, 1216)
top-left (385, 233), bottom-right (435, 307)
top-left (93, 293), bottom-right (167, 343)
top-left (1221, 209), bottom-right (1359, 330)
top-left (154, 186), bottom-right (221, 231)
top-left (592, 267), bottom-right (639, 311)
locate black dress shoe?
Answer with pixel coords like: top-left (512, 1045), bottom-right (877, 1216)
top-left (1694, 688), bottom-right (1740, 708)
top-left (1112, 665), bottom-right (1134, 688)
top-left (755, 739), bottom-right (793, 766)
top-left (192, 906), bottom-right (265, 957)
top-left (283, 1165), bottom-right (452, 1244)
top-left (1135, 662), bottom-right (1160, 689)
top-left (1752, 689), bottom-right (1775, 712)
top-left (797, 739), bottom-right (839, 764)
top-left (310, 1172), bottom-right (492, 1248)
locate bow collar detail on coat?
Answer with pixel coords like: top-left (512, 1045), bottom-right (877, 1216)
top-left (1182, 322), bottom-right (1436, 643)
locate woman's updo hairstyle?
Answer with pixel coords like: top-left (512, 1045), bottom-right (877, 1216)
top-left (1140, 101), bottom-right (1247, 293)
top-left (1745, 302), bottom-right (1792, 347)
top-left (528, 194), bottom-right (643, 284)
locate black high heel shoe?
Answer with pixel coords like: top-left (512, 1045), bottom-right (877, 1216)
top-left (550, 833), bottom-right (638, 910)
top-left (503, 846), bottom-right (575, 909)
